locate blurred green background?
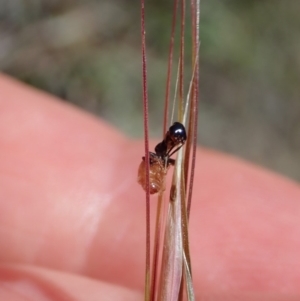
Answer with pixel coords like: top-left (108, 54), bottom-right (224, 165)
top-left (1, 0), bottom-right (300, 181)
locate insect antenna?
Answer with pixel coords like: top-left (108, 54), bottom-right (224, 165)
top-left (166, 144), bottom-right (185, 158)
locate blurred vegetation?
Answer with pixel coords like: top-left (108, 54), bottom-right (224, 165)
top-left (1, 0), bottom-right (300, 180)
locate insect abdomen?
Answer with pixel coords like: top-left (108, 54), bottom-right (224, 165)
top-left (138, 158), bottom-right (168, 195)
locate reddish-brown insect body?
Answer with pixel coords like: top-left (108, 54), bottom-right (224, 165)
top-left (138, 122), bottom-right (187, 195)
top-left (138, 153), bottom-right (171, 194)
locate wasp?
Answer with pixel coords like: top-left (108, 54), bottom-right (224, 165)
top-left (138, 122), bottom-right (187, 194)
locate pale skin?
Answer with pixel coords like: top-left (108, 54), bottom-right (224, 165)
top-left (0, 74), bottom-right (300, 301)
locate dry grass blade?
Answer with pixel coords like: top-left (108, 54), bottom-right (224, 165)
top-left (183, 252), bottom-right (195, 301)
top-left (158, 150), bottom-right (184, 301)
top-left (157, 0), bottom-right (200, 299)
top-left (140, 0), bottom-right (200, 300)
top-left (140, 1), bottom-right (151, 301)
top-left (163, 0), bottom-right (179, 135)
top-left (150, 191), bottom-right (165, 301)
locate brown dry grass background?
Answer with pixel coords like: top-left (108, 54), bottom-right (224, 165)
top-left (1, 0), bottom-right (300, 181)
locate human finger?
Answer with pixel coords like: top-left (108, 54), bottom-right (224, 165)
top-left (1, 75), bottom-right (300, 298)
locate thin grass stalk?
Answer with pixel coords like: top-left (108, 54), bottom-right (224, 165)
top-left (154, 4), bottom-right (180, 295)
top-left (170, 60), bottom-right (181, 125)
top-left (140, 1), bottom-right (151, 300)
top-left (187, 0), bottom-right (200, 218)
top-left (159, 1), bottom-right (198, 299)
top-left (180, 1), bottom-right (201, 296)
top-left (157, 2), bottom-right (186, 299)
top-left (141, 0), bottom-right (200, 299)
top-left (163, 0), bottom-right (179, 135)
top-left (150, 191), bottom-right (164, 301)
top-left (178, 0), bottom-right (191, 300)
top-left (178, 0), bottom-right (186, 119)
top-left (180, 167), bottom-right (191, 271)
top-left (177, 166), bottom-right (188, 301)
top-left (158, 149), bottom-right (184, 301)
top-left (184, 0), bottom-right (198, 194)
top-left (183, 252), bottom-right (195, 301)
top-left (181, 0), bottom-right (199, 297)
